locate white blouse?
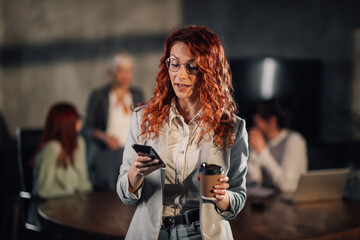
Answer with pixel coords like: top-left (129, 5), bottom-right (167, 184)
top-left (106, 91), bottom-right (133, 147)
top-left (162, 99), bottom-right (203, 216)
top-left (247, 129), bottom-right (308, 192)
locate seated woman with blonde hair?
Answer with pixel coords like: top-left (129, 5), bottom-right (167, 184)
top-left (32, 102), bottom-right (92, 199)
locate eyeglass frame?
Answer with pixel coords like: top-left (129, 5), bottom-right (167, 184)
top-left (165, 57), bottom-right (200, 75)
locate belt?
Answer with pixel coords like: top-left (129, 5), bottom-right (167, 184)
top-left (161, 209), bottom-right (199, 229)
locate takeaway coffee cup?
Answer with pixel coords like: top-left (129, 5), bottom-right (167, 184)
top-left (198, 162), bottom-right (224, 200)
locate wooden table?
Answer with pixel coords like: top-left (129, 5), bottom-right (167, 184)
top-left (38, 191), bottom-right (360, 240)
top-left (230, 196), bottom-right (360, 240)
top-left (37, 191), bottom-right (136, 240)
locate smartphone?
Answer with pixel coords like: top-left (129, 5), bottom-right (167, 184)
top-left (132, 144), bottom-right (166, 167)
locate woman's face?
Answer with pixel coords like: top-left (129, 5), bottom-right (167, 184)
top-left (253, 114), bottom-right (271, 133)
top-left (168, 42), bottom-right (199, 101)
top-left (112, 64), bottom-right (133, 88)
top-left (75, 119), bottom-right (82, 133)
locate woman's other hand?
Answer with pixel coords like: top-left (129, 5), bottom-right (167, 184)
top-left (106, 136), bottom-right (120, 150)
top-left (196, 175), bottom-right (231, 211)
top-left (249, 127), bottom-right (266, 153)
top-left (213, 176), bottom-right (230, 211)
top-left (93, 130), bottom-right (121, 150)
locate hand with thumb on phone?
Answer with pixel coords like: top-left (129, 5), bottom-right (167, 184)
top-left (127, 144), bottom-right (165, 193)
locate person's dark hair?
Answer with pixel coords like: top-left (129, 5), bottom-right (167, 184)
top-left (255, 98), bottom-right (293, 129)
top-left (139, 25), bottom-right (237, 150)
top-left (38, 102), bottom-right (80, 168)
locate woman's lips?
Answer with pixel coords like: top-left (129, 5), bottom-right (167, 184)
top-left (175, 83), bottom-right (191, 90)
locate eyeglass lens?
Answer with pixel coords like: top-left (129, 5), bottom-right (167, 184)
top-left (165, 58), bottom-right (199, 75)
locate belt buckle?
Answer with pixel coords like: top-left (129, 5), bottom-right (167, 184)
top-left (184, 209), bottom-right (199, 225)
top-left (162, 216), bottom-right (175, 229)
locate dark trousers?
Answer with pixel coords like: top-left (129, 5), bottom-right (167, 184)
top-left (158, 221), bottom-right (201, 240)
top-left (87, 142), bottom-right (124, 191)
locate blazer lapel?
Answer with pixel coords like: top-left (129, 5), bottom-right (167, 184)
top-left (199, 131), bottom-right (229, 173)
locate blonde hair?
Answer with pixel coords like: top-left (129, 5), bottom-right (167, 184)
top-left (107, 52), bottom-right (134, 73)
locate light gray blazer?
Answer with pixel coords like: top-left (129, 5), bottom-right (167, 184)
top-left (117, 108), bottom-right (249, 240)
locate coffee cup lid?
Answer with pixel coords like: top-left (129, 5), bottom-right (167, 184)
top-left (198, 162), bottom-right (224, 175)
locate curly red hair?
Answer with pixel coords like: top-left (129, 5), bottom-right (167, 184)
top-left (139, 26), bottom-right (238, 150)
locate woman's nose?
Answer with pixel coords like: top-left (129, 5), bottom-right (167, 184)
top-left (178, 64), bottom-right (188, 78)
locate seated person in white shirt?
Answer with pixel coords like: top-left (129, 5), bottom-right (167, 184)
top-left (247, 98), bottom-right (308, 192)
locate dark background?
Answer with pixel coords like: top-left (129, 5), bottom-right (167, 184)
top-left (184, 0), bottom-right (359, 143)
top-left (183, 0), bottom-right (360, 170)
top-left (2, 0), bottom-right (360, 239)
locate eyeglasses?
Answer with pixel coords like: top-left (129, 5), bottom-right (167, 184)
top-left (165, 58), bottom-right (199, 75)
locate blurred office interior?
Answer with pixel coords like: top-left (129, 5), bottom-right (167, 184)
top-left (1, 0), bottom-right (360, 239)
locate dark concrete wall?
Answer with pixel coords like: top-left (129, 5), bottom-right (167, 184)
top-left (0, 0), bottom-right (181, 134)
top-left (183, 0), bottom-right (360, 142)
top-left (0, 1), bottom-right (180, 238)
top-left (0, 0), bottom-right (359, 146)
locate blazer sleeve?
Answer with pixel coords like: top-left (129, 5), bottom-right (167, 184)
top-left (220, 118), bottom-right (249, 220)
top-left (82, 90), bottom-right (99, 140)
top-left (116, 109), bottom-right (144, 205)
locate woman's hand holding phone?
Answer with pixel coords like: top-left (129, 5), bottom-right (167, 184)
top-left (132, 153), bottom-right (164, 176)
top-left (128, 145), bottom-right (165, 193)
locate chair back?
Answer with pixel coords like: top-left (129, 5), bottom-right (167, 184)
top-left (16, 128), bottom-right (43, 194)
top-left (12, 128), bottom-right (44, 239)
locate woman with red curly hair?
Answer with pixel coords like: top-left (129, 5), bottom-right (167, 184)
top-left (117, 26), bottom-right (248, 240)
